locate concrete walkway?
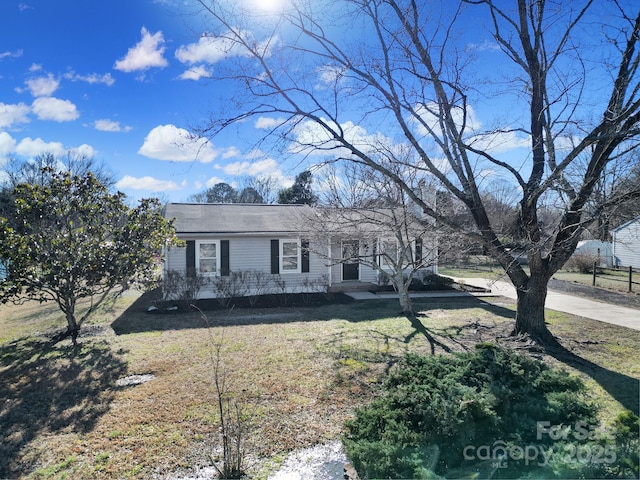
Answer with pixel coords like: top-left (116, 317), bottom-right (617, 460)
top-left (345, 278), bottom-right (640, 332)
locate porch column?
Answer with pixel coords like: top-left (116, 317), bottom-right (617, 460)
top-left (327, 237), bottom-right (332, 286)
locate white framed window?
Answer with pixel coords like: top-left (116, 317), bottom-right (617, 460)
top-left (197, 240), bottom-right (220, 276)
top-left (280, 239), bottom-right (301, 273)
top-left (380, 238), bottom-right (397, 267)
top-left (380, 237), bottom-right (412, 267)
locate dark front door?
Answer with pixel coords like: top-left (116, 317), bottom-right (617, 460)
top-left (342, 240), bottom-right (360, 281)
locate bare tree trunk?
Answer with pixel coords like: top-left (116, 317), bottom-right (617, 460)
top-left (398, 285), bottom-right (413, 315)
top-left (512, 276), bottom-right (556, 345)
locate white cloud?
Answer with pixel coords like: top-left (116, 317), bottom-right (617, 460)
top-left (15, 137), bottom-right (66, 157)
top-left (0, 132), bottom-right (17, 156)
top-left (205, 176), bottom-right (227, 187)
top-left (175, 35), bottom-right (236, 65)
top-left (316, 64), bottom-right (346, 85)
top-left (28, 63), bottom-right (41, 72)
top-left (466, 40), bottom-right (501, 52)
top-left (32, 97), bottom-right (79, 122)
top-left (70, 144), bottom-right (97, 158)
top-left (175, 31), bottom-right (275, 65)
top-left (114, 27), bottom-right (168, 72)
top-left (0, 49), bottom-right (23, 60)
top-left (222, 146), bottom-right (241, 159)
top-left (25, 73), bottom-right (59, 96)
top-left (0, 102), bottom-right (30, 128)
top-left (291, 118), bottom-right (398, 158)
top-left (412, 102), bottom-right (529, 154)
top-left (116, 175), bottom-right (182, 191)
top-left (64, 70), bottom-right (115, 86)
top-left (0, 134), bottom-right (95, 160)
top-left (221, 157), bottom-right (280, 176)
top-left (255, 116), bottom-right (286, 129)
top-left (94, 119), bottom-right (132, 132)
top-left (138, 124), bottom-right (217, 162)
top-left (178, 65), bottom-right (212, 81)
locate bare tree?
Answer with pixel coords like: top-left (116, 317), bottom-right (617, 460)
top-left (1, 151), bottom-right (116, 226)
top-left (3, 151), bottom-right (115, 189)
top-left (239, 175), bottom-right (279, 204)
top-left (189, 0), bottom-right (640, 344)
top-left (310, 163), bottom-right (440, 314)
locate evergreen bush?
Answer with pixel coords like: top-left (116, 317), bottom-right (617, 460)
top-left (342, 344), bottom-right (621, 479)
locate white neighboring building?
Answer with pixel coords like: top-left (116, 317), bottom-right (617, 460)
top-left (574, 240), bottom-right (613, 267)
top-left (612, 216), bottom-right (640, 268)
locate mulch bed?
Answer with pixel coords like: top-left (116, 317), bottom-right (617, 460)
top-left (150, 292), bottom-right (355, 313)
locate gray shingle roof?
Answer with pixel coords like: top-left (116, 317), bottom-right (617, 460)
top-left (165, 203), bottom-right (313, 234)
top-left (165, 202), bottom-right (430, 237)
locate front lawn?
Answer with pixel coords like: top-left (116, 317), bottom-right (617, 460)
top-left (0, 290), bottom-right (638, 478)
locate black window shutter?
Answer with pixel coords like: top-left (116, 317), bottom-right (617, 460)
top-left (221, 240), bottom-right (230, 276)
top-left (415, 238), bottom-right (423, 263)
top-left (372, 241), bottom-right (378, 266)
top-left (301, 239), bottom-right (310, 273)
top-left (271, 239), bottom-right (279, 274)
top-left (186, 240), bottom-right (196, 277)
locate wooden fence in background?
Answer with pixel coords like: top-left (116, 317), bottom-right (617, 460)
top-left (592, 264), bottom-right (639, 292)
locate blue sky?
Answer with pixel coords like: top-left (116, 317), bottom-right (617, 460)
top-left (2, 0), bottom-right (624, 205)
top-left (0, 0), bottom-right (298, 202)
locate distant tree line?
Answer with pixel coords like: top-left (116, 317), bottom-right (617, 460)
top-left (189, 170), bottom-right (318, 205)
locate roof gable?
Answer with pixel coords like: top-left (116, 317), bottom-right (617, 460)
top-left (611, 215), bottom-right (640, 233)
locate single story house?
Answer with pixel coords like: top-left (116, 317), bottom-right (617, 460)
top-left (612, 216), bottom-right (640, 268)
top-left (163, 203), bottom-right (437, 299)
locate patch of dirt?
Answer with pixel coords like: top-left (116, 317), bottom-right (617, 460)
top-left (115, 374), bottom-right (156, 387)
top-left (548, 278), bottom-right (640, 309)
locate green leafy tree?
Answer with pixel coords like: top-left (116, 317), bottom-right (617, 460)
top-left (190, 182), bottom-right (266, 203)
top-left (190, 182), bottom-right (239, 203)
top-left (0, 169), bottom-right (178, 344)
top-left (278, 171), bottom-right (317, 205)
top-left (237, 186), bottom-right (264, 203)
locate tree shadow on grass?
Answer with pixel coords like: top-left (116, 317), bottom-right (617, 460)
top-left (404, 313), bottom-right (453, 355)
top-left (112, 291), bottom-right (638, 415)
top-left (112, 290), bottom-right (515, 335)
top-left (0, 335), bottom-right (128, 477)
top-left (544, 342), bottom-right (640, 416)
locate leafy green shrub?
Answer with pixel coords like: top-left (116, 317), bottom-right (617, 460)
top-left (343, 344), bottom-right (601, 479)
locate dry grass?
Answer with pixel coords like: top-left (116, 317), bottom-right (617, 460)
top-left (0, 291), bottom-right (638, 479)
top-left (552, 270), bottom-right (639, 294)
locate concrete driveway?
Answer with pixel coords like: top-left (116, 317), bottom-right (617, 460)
top-left (346, 278), bottom-right (640, 331)
top-left (453, 277), bottom-right (640, 332)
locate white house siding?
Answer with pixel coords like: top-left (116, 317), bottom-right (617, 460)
top-left (229, 237), bottom-right (271, 273)
top-left (613, 218), bottom-right (640, 268)
top-left (165, 236), bottom-right (330, 299)
top-left (165, 244), bottom-right (187, 273)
